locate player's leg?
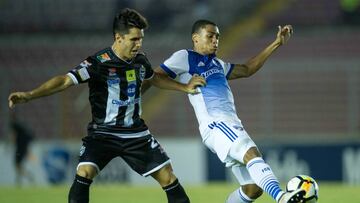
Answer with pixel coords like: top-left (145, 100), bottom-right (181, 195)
top-left (151, 164), bottom-right (190, 203)
top-left (226, 164), bottom-right (263, 203)
top-left (204, 123), bottom-right (263, 202)
top-left (68, 134), bottom-right (113, 203)
top-left (121, 134), bottom-right (190, 203)
top-left (226, 184), bottom-right (262, 203)
top-left (243, 147), bottom-right (305, 203)
top-left (68, 164), bottom-right (98, 203)
top-left (204, 121), bottom-right (304, 203)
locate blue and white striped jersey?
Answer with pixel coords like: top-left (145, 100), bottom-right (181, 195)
top-left (161, 49), bottom-right (239, 131)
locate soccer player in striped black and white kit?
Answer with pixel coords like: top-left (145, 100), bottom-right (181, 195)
top-left (8, 8), bottom-right (205, 203)
top-left (154, 20), bottom-right (305, 203)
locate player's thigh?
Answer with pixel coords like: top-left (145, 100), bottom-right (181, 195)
top-left (204, 122), bottom-right (257, 164)
top-left (203, 126), bottom-right (234, 162)
top-left (227, 129), bottom-right (257, 164)
top-left (121, 135), bottom-right (171, 177)
top-left (76, 134), bottom-right (116, 178)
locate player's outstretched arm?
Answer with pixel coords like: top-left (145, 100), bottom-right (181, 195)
top-left (148, 67), bottom-right (206, 94)
top-left (8, 74), bottom-right (74, 108)
top-left (228, 25), bottom-right (293, 80)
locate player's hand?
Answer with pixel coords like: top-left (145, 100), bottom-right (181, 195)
top-left (186, 74), bottom-right (206, 94)
top-left (8, 92), bottom-right (31, 108)
top-left (276, 25), bottom-right (293, 45)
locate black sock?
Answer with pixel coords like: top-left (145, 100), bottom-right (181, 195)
top-left (163, 179), bottom-right (190, 203)
top-left (68, 174), bottom-right (93, 203)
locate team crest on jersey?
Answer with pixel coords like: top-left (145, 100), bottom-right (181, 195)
top-left (97, 53), bottom-right (111, 62)
top-left (139, 65), bottom-right (146, 80)
top-left (126, 69), bottom-right (136, 82)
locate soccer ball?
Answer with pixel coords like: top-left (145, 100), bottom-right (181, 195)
top-left (286, 175), bottom-right (319, 203)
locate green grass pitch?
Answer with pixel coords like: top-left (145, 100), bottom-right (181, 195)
top-left (0, 182), bottom-right (359, 203)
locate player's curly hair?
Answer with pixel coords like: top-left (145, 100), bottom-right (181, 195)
top-left (113, 8), bottom-right (148, 38)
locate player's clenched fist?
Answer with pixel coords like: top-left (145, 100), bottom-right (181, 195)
top-left (186, 74), bottom-right (206, 94)
top-left (8, 92), bottom-right (31, 108)
top-left (276, 25), bottom-right (293, 45)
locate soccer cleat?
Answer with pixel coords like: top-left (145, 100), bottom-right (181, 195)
top-left (278, 189), bottom-right (306, 203)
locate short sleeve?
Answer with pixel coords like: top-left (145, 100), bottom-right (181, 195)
top-left (67, 56), bottom-right (97, 85)
top-left (216, 58), bottom-right (234, 79)
top-left (160, 49), bottom-right (189, 79)
top-left (140, 54), bottom-right (154, 80)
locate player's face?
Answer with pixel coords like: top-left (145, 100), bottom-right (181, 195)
top-left (193, 25), bottom-right (219, 55)
top-left (115, 27), bottom-right (144, 60)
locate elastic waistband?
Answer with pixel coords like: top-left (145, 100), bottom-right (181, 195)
top-left (93, 129), bottom-right (151, 138)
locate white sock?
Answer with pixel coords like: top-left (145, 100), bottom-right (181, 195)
top-left (226, 187), bottom-right (254, 203)
top-left (246, 157), bottom-right (284, 201)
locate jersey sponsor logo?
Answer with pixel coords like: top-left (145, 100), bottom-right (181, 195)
top-left (107, 78), bottom-right (120, 86)
top-left (111, 98), bottom-right (140, 106)
top-left (200, 68), bottom-right (223, 79)
top-left (97, 53), bottom-right (111, 62)
top-left (108, 68), bottom-right (117, 76)
top-left (80, 60), bottom-right (92, 68)
top-left (77, 67), bottom-right (90, 81)
top-left (126, 69), bottom-right (136, 82)
top-left (127, 84), bottom-right (136, 97)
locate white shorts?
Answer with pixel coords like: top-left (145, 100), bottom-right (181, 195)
top-left (202, 120), bottom-right (257, 185)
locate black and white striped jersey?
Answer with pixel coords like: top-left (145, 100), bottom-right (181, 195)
top-left (67, 47), bottom-right (154, 137)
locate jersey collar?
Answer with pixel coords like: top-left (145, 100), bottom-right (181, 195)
top-left (188, 49), bottom-right (216, 60)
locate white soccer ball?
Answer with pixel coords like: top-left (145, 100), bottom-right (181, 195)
top-left (286, 175), bottom-right (319, 203)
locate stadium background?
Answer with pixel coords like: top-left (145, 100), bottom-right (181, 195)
top-left (1, 0), bottom-right (360, 191)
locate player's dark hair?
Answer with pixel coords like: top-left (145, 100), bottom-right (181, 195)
top-left (191, 19), bottom-right (217, 34)
top-left (113, 8), bottom-right (148, 38)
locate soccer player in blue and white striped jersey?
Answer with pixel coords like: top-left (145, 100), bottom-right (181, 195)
top-left (154, 20), bottom-right (305, 203)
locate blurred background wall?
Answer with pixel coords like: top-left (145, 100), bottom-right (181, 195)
top-left (1, 0), bottom-right (360, 185)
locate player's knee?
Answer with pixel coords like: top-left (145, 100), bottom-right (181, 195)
top-left (243, 147), bottom-right (262, 164)
top-left (76, 165), bottom-right (97, 179)
top-left (152, 164), bottom-right (177, 187)
top-left (242, 184), bottom-right (263, 199)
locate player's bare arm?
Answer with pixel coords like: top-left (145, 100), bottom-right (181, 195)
top-left (140, 67), bottom-right (166, 95)
top-left (8, 74), bottom-right (74, 108)
top-left (228, 25), bottom-right (293, 80)
top-left (140, 79), bottom-right (152, 95)
top-left (148, 68), bottom-right (206, 94)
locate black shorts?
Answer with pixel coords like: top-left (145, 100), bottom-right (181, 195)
top-left (78, 133), bottom-right (170, 176)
